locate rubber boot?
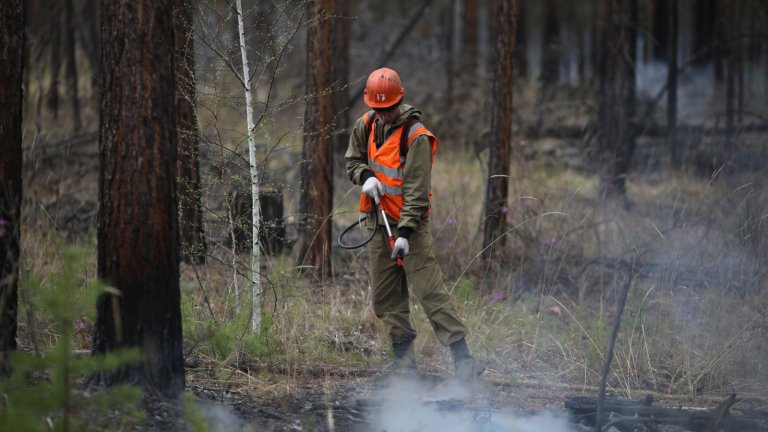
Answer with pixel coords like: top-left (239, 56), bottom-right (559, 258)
top-left (450, 338), bottom-right (485, 380)
top-left (391, 339), bottom-right (417, 373)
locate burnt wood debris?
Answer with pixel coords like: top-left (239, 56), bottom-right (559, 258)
top-left (566, 394), bottom-right (768, 431)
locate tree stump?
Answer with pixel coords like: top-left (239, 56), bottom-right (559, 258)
top-left (230, 187), bottom-right (286, 255)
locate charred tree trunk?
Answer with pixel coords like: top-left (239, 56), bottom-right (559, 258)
top-left (298, 0), bottom-right (335, 277)
top-left (463, 0), bottom-right (479, 72)
top-left (63, 0), bottom-right (81, 131)
top-left (724, 0), bottom-right (735, 133)
top-left (482, 0), bottom-right (517, 263)
top-left (48, 2), bottom-right (62, 119)
top-left (516, 0), bottom-right (527, 80)
top-left (332, 0), bottom-right (351, 158)
top-left (0, 0), bottom-right (24, 377)
top-left (230, 189), bottom-right (285, 256)
top-left (94, 0), bottom-right (184, 396)
top-left (714, 0), bottom-right (727, 84)
top-left (667, 0), bottom-right (680, 167)
top-left (598, 0), bottom-right (637, 203)
top-left (540, 0), bottom-right (560, 87)
top-left (693, 0), bottom-right (716, 67)
top-left (444, 0), bottom-right (454, 108)
top-left (77, 0), bottom-right (101, 91)
top-left (174, 0), bottom-right (207, 265)
top-left (651, 0), bottom-right (667, 61)
top-left (734, 0), bottom-right (744, 127)
top-left (593, 0), bottom-right (608, 86)
top-left (643, 0), bottom-right (654, 63)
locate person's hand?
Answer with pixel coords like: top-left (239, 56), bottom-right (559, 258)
top-left (391, 237), bottom-right (409, 259)
top-left (362, 177), bottom-right (384, 204)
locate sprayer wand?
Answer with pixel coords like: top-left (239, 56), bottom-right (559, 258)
top-left (378, 203), bottom-right (403, 267)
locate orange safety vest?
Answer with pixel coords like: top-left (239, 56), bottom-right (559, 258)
top-left (358, 110), bottom-right (438, 221)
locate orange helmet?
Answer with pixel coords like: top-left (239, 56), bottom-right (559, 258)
top-left (363, 67), bottom-right (405, 109)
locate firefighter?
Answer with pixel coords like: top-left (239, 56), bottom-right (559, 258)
top-left (345, 67), bottom-right (484, 379)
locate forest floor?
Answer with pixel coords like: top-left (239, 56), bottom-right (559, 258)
top-left (182, 363), bottom-right (574, 431)
top-left (17, 100), bottom-right (768, 431)
top-left (157, 361), bottom-right (761, 431)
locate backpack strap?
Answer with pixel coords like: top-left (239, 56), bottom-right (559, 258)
top-left (365, 111), bottom-right (421, 160)
top-left (364, 110), bottom-right (377, 146)
top-left (399, 116), bottom-right (421, 161)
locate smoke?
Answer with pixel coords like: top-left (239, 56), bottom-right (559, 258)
top-left (194, 399), bottom-right (246, 432)
top-left (367, 376), bottom-right (576, 432)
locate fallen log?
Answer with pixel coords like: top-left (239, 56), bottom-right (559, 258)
top-left (565, 394), bottom-right (768, 432)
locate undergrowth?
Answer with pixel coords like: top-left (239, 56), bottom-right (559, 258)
top-left (13, 146), bottom-right (768, 408)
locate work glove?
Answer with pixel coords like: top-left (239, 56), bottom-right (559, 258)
top-left (391, 237), bottom-right (409, 260)
top-left (362, 177), bottom-right (384, 204)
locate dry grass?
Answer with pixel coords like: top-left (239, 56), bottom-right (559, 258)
top-left (16, 131), bottom-right (768, 404)
top-left (178, 142), bottom-right (767, 400)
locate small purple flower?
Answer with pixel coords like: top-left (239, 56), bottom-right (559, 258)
top-left (36, 219), bottom-right (43, 227)
top-left (519, 139), bottom-right (527, 147)
top-left (543, 237), bottom-right (557, 247)
top-left (0, 218), bottom-right (6, 226)
top-left (447, 216), bottom-right (457, 225)
top-left (501, 205), bottom-right (509, 215)
top-left (75, 316), bottom-right (89, 331)
top-left (447, 241), bottom-right (455, 249)
top-left (490, 290), bottom-right (505, 301)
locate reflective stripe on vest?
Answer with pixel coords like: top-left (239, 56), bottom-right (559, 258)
top-left (358, 116), bottom-right (438, 220)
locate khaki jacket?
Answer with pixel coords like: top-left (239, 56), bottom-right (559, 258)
top-left (345, 104), bottom-right (434, 234)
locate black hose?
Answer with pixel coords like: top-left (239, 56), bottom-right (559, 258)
top-left (337, 211), bottom-right (378, 249)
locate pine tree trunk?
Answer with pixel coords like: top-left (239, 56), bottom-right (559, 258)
top-left (463, 0), bottom-right (479, 72)
top-left (298, 0), bottom-right (335, 277)
top-left (48, 2), bottom-right (63, 119)
top-left (0, 0), bottom-right (24, 377)
top-left (668, 0), bottom-right (680, 167)
top-left (332, 0), bottom-right (351, 157)
top-left (174, 0), bottom-right (207, 265)
top-left (599, 0), bottom-right (637, 202)
top-left (516, 0), bottom-right (527, 80)
top-left (593, 0), bottom-right (608, 85)
top-left (444, 0), bottom-right (454, 107)
top-left (94, 0), bottom-right (184, 396)
top-left (540, 0), bottom-right (560, 87)
top-left (724, 0), bottom-right (735, 133)
top-left (482, 0), bottom-right (517, 263)
top-left (64, 0), bottom-right (81, 131)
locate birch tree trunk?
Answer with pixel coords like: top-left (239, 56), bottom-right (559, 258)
top-left (235, 0), bottom-right (262, 335)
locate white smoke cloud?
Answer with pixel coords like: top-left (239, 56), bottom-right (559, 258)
top-left (194, 399), bottom-right (246, 432)
top-left (368, 376), bottom-right (576, 432)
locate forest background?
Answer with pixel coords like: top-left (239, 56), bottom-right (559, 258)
top-left (1, 0), bottom-right (767, 430)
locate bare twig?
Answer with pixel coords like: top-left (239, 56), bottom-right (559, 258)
top-left (595, 260), bottom-right (635, 432)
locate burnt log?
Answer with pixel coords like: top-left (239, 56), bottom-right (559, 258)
top-left (565, 394), bottom-right (768, 432)
top-left (230, 188), bottom-right (285, 255)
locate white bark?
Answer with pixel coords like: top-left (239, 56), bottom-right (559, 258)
top-left (235, 0), bottom-right (261, 335)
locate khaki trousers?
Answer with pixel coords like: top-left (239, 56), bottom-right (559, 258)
top-left (368, 222), bottom-right (467, 346)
